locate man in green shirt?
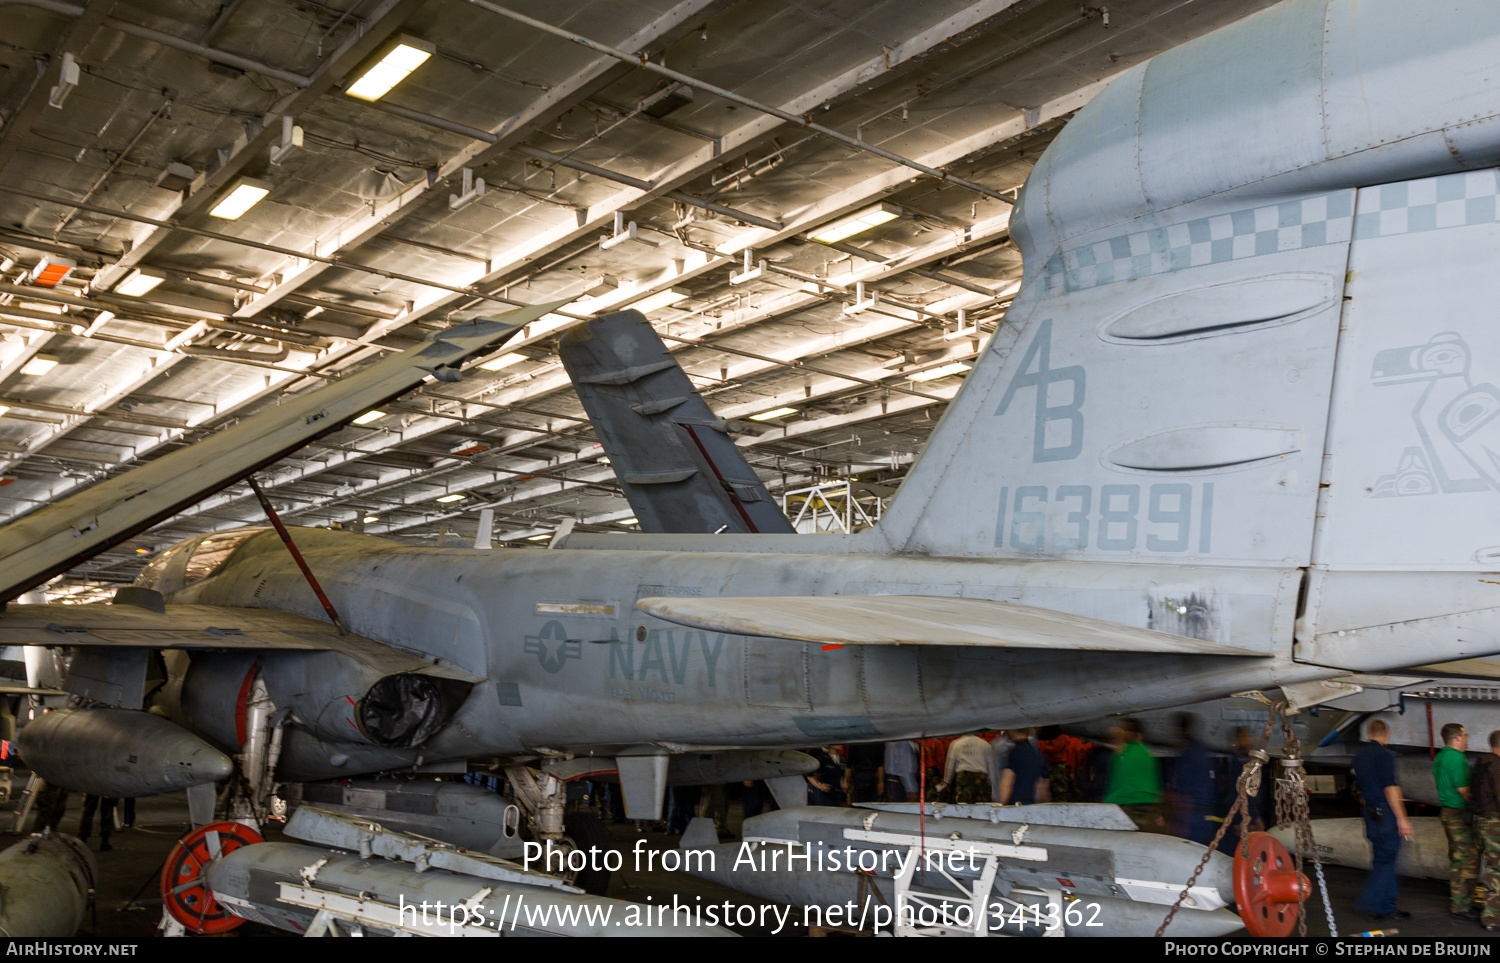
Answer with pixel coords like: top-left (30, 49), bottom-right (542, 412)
top-left (1435, 722), bottom-right (1480, 919)
top-left (1105, 717), bottom-right (1163, 832)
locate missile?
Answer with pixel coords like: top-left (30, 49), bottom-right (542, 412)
top-left (683, 804), bottom-right (1245, 938)
top-left (0, 833), bottom-right (96, 937)
top-left (18, 706), bottom-right (232, 796)
top-left (1269, 817), bottom-right (1449, 880)
top-left (198, 809), bottom-right (736, 937)
top-left (282, 779), bottom-right (526, 857)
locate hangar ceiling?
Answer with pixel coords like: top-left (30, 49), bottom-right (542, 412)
top-left (0, 0), bottom-right (1278, 599)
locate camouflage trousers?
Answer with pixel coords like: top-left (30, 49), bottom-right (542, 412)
top-left (1441, 807), bottom-right (1479, 914)
top-left (953, 771), bottom-right (992, 804)
top-left (1121, 803), bottom-right (1166, 833)
top-left (1477, 814), bottom-right (1500, 924)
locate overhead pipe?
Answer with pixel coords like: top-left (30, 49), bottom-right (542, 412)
top-left (465, 0), bottom-right (1014, 204)
top-left (367, 100), bottom-right (783, 230)
top-left (3, 0), bottom-right (314, 87)
top-left (0, 184), bottom-right (552, 316)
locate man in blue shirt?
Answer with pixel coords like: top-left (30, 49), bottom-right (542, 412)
top-left (1170, 713), bottom-right (1217, 845)
top-left (998, 729), bottom-right (1047, 805)
top-left (1352, 719), bottom-right (1415, 920)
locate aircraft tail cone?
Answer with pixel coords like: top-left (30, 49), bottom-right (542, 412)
top-left (1233, 831), bottom-right (1309, 938)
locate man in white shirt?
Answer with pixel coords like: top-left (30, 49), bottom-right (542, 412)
top-left (941, 732), bottom-right (998, 803)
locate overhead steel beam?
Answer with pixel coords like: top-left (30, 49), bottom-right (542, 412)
top-left (26, 39), bottom-right (1094, 521)
top-left (279, 0), bottom-right (1041, 343)
top-left (147, 206), bottom-right (1013, 524)
top-left (466, 0), bottom-right (1014, 202)
top-left (231, 0), bottom-right (728, 319)
top-left (89, 0), bottom-right (428, 292)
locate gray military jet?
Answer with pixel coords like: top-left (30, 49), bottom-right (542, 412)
top-left (5, 0), bottom-right (1500, 895)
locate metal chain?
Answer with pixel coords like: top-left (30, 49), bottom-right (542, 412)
top-left (1156, 714), bottom-right (1277, 936)
top-left (1275, 704), bottom-right (1338, 938)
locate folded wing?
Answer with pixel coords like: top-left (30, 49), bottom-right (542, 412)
top-left (0, 602), bottom-right (481, 681)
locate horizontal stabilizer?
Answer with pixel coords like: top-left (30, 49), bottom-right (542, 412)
top-left (637, 595), bottom-right (1255, 656)
top-left (0, 603), bottom-right (481, 681)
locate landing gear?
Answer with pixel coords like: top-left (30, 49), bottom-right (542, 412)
top-left (563, 811), bottom-right (612, 896)
top-left (504, 765), bottom-right (616, 896)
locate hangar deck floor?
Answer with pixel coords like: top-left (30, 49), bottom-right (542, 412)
top-left (0, 787), bottom-right (1485, 939)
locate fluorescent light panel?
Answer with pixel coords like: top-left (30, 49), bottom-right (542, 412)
top-left (436, 493), bottom-right (465, 503)
top-left (749, 406), bottom-right (798, 422)
top-left (478, 352), bottom-right (527, 371)
top-left (20, 355), bottom-right (59, 376)
top-left (116, 269), bottom-right (164, 297)
top-left (629, 286), bottom-right (690, 314)
top-left (808, 203), bottom-right (901, 244)
top-left (363, 515), bottom-right (379, 523)
top-left (346, 36), bottom-right (435, 101)
top-left (352, 410), bottom-right (385, 425)
top-left (908, 361), bottom-right (972, 382)
top-left (209, 178), bottom-right (271, 220)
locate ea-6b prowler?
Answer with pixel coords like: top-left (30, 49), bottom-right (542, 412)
top-left (6, 0), bottom-right (1500, 903)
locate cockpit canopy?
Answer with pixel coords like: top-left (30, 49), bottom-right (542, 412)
top-left (135, 528), bottom-right (270, 597)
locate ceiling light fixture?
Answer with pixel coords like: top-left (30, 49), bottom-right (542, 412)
top-left (29, 255), bottom-right (76, 288)
top-left (345, 36), bottom-right (435, 101)
top-left (352, 410), bottom-right (385, 425)
top-left (629, 286), bottom-right (691, 314)
top-left (115, 269), bottom-right (164, 297)
top-left (436, 493), bottom-right (466, 503)
top-left (304, 305), bottom-right (325, 318)
top-left (363, 515), bottom-right (379, 523)
top-left (478, 352), bottom-right (527, 371)
top-left (526, 533), bottom-right (551, 541)
top-left (20, 355), bottom-right (59, 376)
top-left (47, 53), bottom-right (79, 109)
top-left (618, 517), bottom-right (639, 526)
top-left (209, 178), bottom-right (272, 220)
top-left (749, 406), bottom-right (798, 422)
top-left (908, 361), bottom-right (972, 382)
top-left (808, 202), bottom-right (901, 244)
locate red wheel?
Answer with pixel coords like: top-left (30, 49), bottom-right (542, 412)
top-left (160, 821), bottom-right (264, 934)
top-left (1233, 831), bottom-right (1310, 937)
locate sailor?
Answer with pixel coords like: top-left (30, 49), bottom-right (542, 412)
top-left (883, 740), bottom-right (920, 802)
top-left (941, 731), bottom-right (998, 803)
top-left (1434, 722), bottom-right (1479, 920)
top-left (1170, 713), bottom-right (1217, 845)
top-left (1352, 718), bottom-right (1414, 921)
top-left (997, 729), bottom-right (1047, 806)
top-left (1105, 718), bottom-right (1163, 831)
top-left (1469, 730), bottom-right (1500, 931)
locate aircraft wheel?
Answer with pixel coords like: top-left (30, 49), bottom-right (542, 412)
top-left (563, 811), bottom-right (613, 896)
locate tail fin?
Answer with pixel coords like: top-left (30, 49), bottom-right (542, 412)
top-left (559, 310), bottom-right (793, 535)
top-left (875, 205), bottom-right (1349, 566)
